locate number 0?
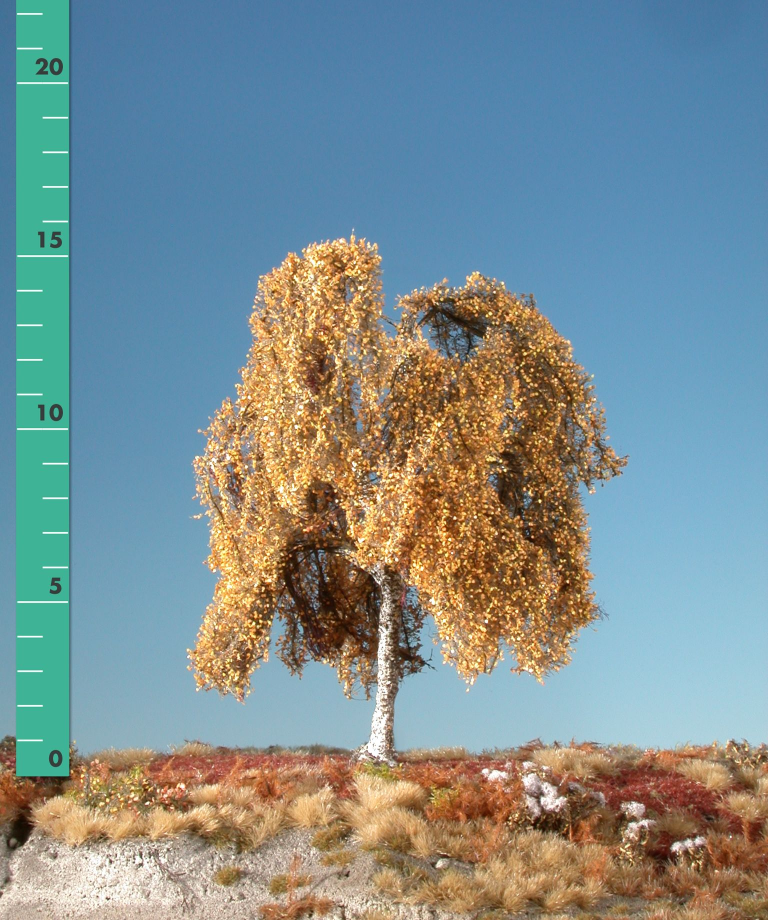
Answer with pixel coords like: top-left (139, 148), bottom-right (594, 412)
top-left (49, 750), bottom-right (63, 768)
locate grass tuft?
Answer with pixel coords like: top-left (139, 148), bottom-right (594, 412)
top-left (353, 773), bottom-right (428, 811)
top-left (84, 747), bottom-right (156, 770)
top-left (10, 738), bottom-right (768, 918)
top-left (320, 848), bottom-right (356, 867)
top-left (170, 740), bottom-right (216, 756)
top-left (352, 805), bottom-right (428, 853)
top-left (674, 759), bottom-right (733, 792)
top-left (261, 853), bottom-right (334, 920)
top-left (286, 787), bottom-right (336, 828)
top-left (213, 865), bottom-right (244, 886)
top-left (259, 895), bottom-right (335, 920)
top-left (407, 868), bottom-right (487, 912)
top-left (402, 747), bottom-right (470, 761)
top-left (531, 747), bottom-right (619, 779)
top-left (311, 822), bottom-right (350, 851)
top-left (269, 872), bottom-right (312, 895)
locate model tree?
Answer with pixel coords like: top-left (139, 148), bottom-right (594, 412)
top-left (189, 237), bottom-right (627, 763)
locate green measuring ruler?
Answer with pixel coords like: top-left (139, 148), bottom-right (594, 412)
top-left (16, 0), bottom-right (70, 778)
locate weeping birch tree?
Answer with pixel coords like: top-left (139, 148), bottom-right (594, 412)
top-left (189, 237), bottom-right (627, 763)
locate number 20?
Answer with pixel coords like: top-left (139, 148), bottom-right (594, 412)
top-left (36, 58), bottom-right (64, 76)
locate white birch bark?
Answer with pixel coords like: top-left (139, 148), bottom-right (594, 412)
top-left (356, 563), bottom-right (401, 764)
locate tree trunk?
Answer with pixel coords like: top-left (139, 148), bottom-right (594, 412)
top-left (356, 563), bottom-right (402, 764)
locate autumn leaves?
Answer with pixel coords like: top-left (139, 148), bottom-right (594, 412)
top-left (189, 238), bottom-right (626, 734)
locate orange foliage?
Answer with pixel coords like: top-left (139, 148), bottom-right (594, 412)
top-left (259, 895), bottom-right (335, 920)
top-left (0, 771), bottom-right (63, 823)
top-left (188, 237), bottom-right (626, 706)
top-left (0, 774), bottom-right (39, 823)
top-left (705, 834), bottom-right (768, 873)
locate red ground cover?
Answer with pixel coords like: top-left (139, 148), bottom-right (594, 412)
top-left (586, 765), bottom-right (743, 834)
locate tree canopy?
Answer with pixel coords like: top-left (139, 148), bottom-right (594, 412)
top-left (189, 237), bottom-right (627, 711)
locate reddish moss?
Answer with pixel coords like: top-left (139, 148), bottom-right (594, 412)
top-left (586, 765), bottom-right (741, 833)
top-left (145, 752), bottom-right (355, 800)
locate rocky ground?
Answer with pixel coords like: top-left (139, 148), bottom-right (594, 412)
top-left (0, 824), bottom-right (410, 920)
top-left (0, 823), bottom-right (658, 920)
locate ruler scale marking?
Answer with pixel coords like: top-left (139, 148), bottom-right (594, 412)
top-left (16, 0), bottom-right (70, 777)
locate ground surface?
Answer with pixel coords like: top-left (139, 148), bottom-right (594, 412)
top-left (0, 823), bottom-right (657, 920)
top-left (1, 741), bottom-right (766, 920)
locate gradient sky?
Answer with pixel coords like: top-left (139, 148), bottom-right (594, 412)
top-left (2, 0), bottom-right (766, 758)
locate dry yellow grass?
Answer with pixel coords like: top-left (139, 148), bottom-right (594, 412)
top-left (674, 759), bottom-right (733, 792)
top-left (84, 747), bottom-right (156, 769)
top-left (32, 795), bottom-right (78, 827)
top-left (285, 774), bottom-right (325, 800)
top-left (472, 831), bottom-right (609, 911)
top-left (663, 864), bottom-right (709, 899)
top-left (105, 810), bottom-right (148, 840)
top-left (352, 774), bottom-right (428, 812)
top-left (654, 903), bottom-right (736, 920)
top-left (407, 869), bottom-right (488, 912)
top-left (184, 803), bottom-right (222, 837)
top-left (723, 791), bottom-right (768, 822)
top-left (61, 811), bottom-right (112, 845)
top-left (605, 862), bottom-right (658, 898)
top-left (145, 808), bottom-right (196, 840)
top-left (243, 806), bottom-right (286, 849)
top-left (401, 747), bottom-right (470, 761)
top-left (408, 817), bottom-right (486, 862)
top-left (170, 741), bottom-right (216, 756)
top-left (364, 811), bottom-right (623, 915)
top-left (182, 800), bottom-right (288, 848)
top-left (484, 874), bottom-right (530, 913)
top-left (539, 878), bottom-right (605, 911)
top-left (188, 783), bottom-right (267, 810)
top-left (188, 783), bottom-right (223, 805)
top-left (352, 805), bottom-right (429, 852)
top-left (33, 799), bottom-right (161, 842)
top-left (747, 868), bottom-right (768, 898)
top-left (732, 766), bottom-right (763, 792)
top-left (219, 802), bottom-right (264, 836)
top-left (358, 910), bottom-right (395, 920)
top-left (603, 745), bottom-right (645, 768)
top-left (221, 786), bottom-right (265, 808)
top-left (21, 743), bottom-right (768, 920)
top-left (32, 798), bottom-right (113, 846)
top-left (372, 868), bottom-right (406, 899)
top-left (32, 798), bottom-right (81, 840)
top-left (33, 796), bottom-right (289, 849)
top-left (286, 787), bottom-right (336, 828)
top-left (654, 810), bottom-right (702, 839)
top-left (320, 848), bottom-right (356, 867)
top-left (531, 747), bottom-right (619, 779)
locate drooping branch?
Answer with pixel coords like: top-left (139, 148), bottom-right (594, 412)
top-left (190, 238), bottom-right (626, 711)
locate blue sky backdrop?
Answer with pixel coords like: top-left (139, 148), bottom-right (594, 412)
top-left (2, 0), bottom-right (766, 757)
